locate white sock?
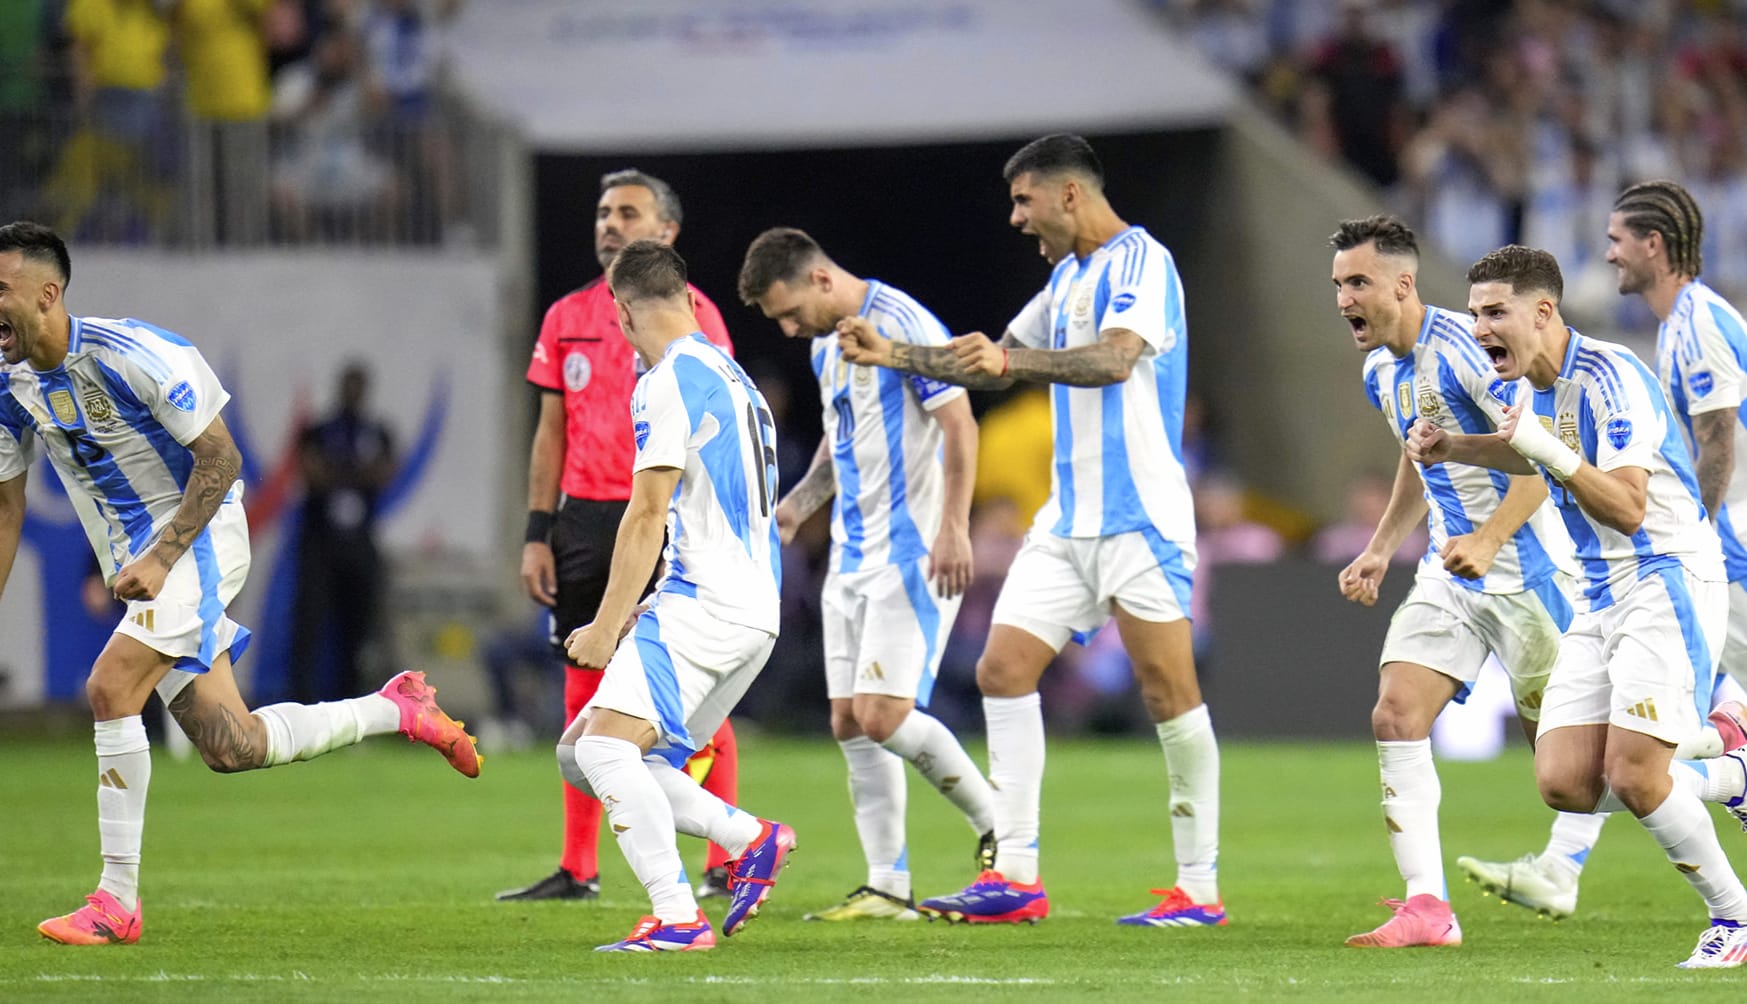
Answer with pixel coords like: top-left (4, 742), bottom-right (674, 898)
top-left (94, 717), bottom-right (151, 911)
top-left (883, 710), bottom-right (996, 835)
top-left (1541, 811), bottom-right (1607, 876)
top-left (253, 696), bottom-right (398, 766)
top-left (1674, 726), bottom-right (1724, 759)
top-left (1639, 787), bottom-right (1747, 922)
top-left (1156, 705), bottom-right (1221, 903)
top-left (1377, 738), bottom-right (1444, 901)
top-left (1674, 756), bottom-right (1747, 804)
top-left (647, 758), bottom-right (763, 858)
top-left (840, 736), bottom-right (910, 898)
top-left (984, 693), bottom-right (1045, 884)
top-left (575, 736), bottom-right (697, 924)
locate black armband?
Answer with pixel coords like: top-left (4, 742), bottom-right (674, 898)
top-left (525, 510), bottom-right (555, 544)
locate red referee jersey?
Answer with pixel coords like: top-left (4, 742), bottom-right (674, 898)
top-left (526, 277), bottom-right (734, 501)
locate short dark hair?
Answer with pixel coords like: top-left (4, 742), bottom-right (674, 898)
top-left (737, 227), bottom-right (828, 304)
top-left (600, 168), bottom-right (683, 225)
top-left (1328, 215), bottom-right (1420, 260)
top-left (0, 221), bottom-right (71, 286)
top-left (1613, 179), bottom-right (1703, 278)
top-left (608, 239), bottom-right (689, 303)
top-left (1467, 245), bottom-right (1564, 303)
top-left (1003, 134), bottom-right (1104, 188)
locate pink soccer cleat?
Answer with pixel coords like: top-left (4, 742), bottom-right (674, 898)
top-left (378, 670), bottom-right (481, 778)
top-left (1345, 894), bottom-right (1462, 948)
top-left (37, 890), bottom-right (141, 945)
top-left (1118, 886), bottom-right (1228, 927)
top-left (1711, 701), bottom-right (1747, 753)
top-left (595, 911), bottom-right (717, 952)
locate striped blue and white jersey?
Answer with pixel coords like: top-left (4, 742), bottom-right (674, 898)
top-left (1655, 278), bottom-right (1747, 582)
top-left (1520, 330), bottom-right (1724, 611)
top-left (0, 316), bottom-right (235, 581)
top-left (1362, 305), bottom-right (1575, 594)
top-left (814, 280), bottom-right (964, 575)
top-left (633, 333), bottom-right (782, 635)
top-left (1008, 225), bottom-right (1193, 543)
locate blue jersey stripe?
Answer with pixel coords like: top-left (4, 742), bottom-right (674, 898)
top-left (1658, 568), bottom-right (1715, 718)
top-left (80, 321), bottom-right (174, 383)
top-left (192, 528), bottom-right (228, 667)
top-left (37, 370), bottom-right (156, 553)
top-left (877, 366), bottom-right (927, 557)
top-left (1051, 382), bottom-right (1075, 536)
top-left (92, 357), bottom-right (191, 486)
top-left (897, 558), bottom-right (941, 707)
top-left (672, 354), bottom-right (757, 561)
top-left (635, 611), bottom-right (694, 751)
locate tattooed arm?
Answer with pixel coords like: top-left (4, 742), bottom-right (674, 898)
top-left (838, 316), bottom-right (1145, 389)
top-left (113, 415), bottom-right (243, 601)
top-left (838, 315), bottom-right (1017, 390)
top-left (775, 437), bottom-right (834, 545)
top-left (1693, 409), bottom-right (1737, 518)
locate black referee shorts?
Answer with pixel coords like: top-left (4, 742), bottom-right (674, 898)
top-left (548, 497), bottom-right (659, 662)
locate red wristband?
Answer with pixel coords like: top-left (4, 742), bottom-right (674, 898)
top-left (1000, 348), bottom-right (1011, 377)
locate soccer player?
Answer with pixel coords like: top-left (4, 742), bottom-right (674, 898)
top-left (738, 226), bottom-right (996, 921)
top-left (504, 168), bottom-right (743, 903)
top-left (556, 239), bottom-right (790, 952)
top-left (0, 221), bottom-right (478, 947)
top-left (1407, 245), bottom-right (1747, 968)
top-left (1454, 181), bottom-right (1747, 918)
top-left (838, 134), bottom-right (1221, 927)
top-left (1329, 216), bottom-right (1578, 947)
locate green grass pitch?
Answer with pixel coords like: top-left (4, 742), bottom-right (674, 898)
top-left (1, 732), bottom-right (1741, 1001)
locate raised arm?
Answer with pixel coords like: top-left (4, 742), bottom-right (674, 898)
top-left (0, 471), bottom-right (26, 601)
top-left (564, 465), bottom-right (681, 670)
top-left (1692, 409), bottom-right (1737, 518)
top-left (774, 437), bottom-right (834, 546)
top-left (837, 315), bottom-right (1016, 390)
top-left (928, 394), bottom-right (977, 598)
top-left (113, 415), bottom-right (242, 602)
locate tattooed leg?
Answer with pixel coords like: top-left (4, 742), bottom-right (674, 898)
top-left (168, 654), bottom-right (269, 773)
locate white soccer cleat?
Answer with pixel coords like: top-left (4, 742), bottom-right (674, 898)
top-left (1455, 853), bottom-right (1577, 920)
top-left (1679, 923), bottom-right (1747, 968)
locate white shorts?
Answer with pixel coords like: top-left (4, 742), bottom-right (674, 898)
top-left (111, 491), bottom-right (253, 703)
top-left (822, 559), bottom-right (963, 705)
top-left (1540, 567), bottom-right (1725, 745)
top-left (991, 527), bottom-right (1195, 651)
top-left (1722, 580), bottom-right (1747, 689)
top-left (1380, 574), bottom-right (1574, 720)
top-left (584, 593), bottom-right (775, 759)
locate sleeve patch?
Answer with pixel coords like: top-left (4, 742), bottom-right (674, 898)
top-left (167, 381), bottom-right (198, 412)
top-left (1691, 369), bottom-right (1715, 397)
top-left (1605, 417), bottom-right (1632, 450)
top-left (1112, 292), bottom-right (1137, 312)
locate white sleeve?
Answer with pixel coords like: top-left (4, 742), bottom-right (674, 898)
top-left (1096, 242), bottom-right (1177, 352)
top-left (1680, 305), bottom-right (1747, 416)
top-left (631, 367), bottom-right (691, 473)
top-left (1006, 290), bottom-right (1051, 349)
top-left (1591, 375), bottom-right (1658, 474)
top-left (133, 341), bottom-right (231, 445)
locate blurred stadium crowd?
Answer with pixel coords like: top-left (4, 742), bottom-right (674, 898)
top-left (1160, 0), bottom-right (1747, 325)
top-left (0, 0), bottom-right (479, 247)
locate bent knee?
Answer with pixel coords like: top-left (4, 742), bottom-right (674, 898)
top-left (1536, 770), bottom-right (1601, 813)
top-left (1371, 696), bottom-right (1435, 742)
top-left (199, 747), bottom-right (259, 773)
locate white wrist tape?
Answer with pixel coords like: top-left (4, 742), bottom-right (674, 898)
top-left (1507, 413), bottom-right (1582, 481)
